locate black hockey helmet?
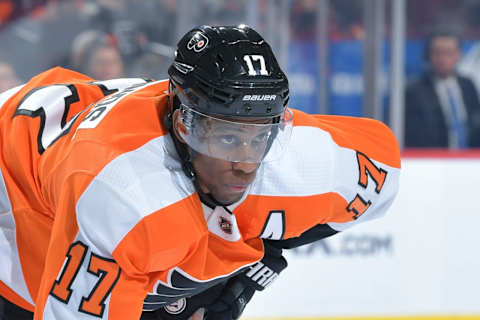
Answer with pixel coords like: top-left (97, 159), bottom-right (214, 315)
top-left (167, 25), bottom-right (293, 182)
top-left (168, 24), bottom-right (289, 118)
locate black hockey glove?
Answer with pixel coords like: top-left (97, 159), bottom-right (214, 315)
top-left (141, 282), bottom-right (226, 320)
top-left (236, 242), bottom-right (288, 291)
top-left (204, 242), bottom-right (288, 320)
top-left (143, 241), bottom-right (288, 320)
top-left (204, 276), bottom-right (256, 320)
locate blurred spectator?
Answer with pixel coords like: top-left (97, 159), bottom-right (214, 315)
top-left (80, 0), bottom-right (137, 69)
top-left (405, 27), bottom-right (480, 148)
top-left (329, 0), bottom-right (364, 41)
top-left (71, 30), bottom-right (124, 80)
top-left (0, 0), bottom-right (50, 29)
top-left (463, 0), bottom-right (480, 38)
top-left (135, 0), bottom-right (177, 46)
top-left (129, 52), bottom-right (170, 80)
top-left (406, 0), bottom-right (466, 38)
top-left (84, 0), bottom-right (171, 64)
top-left (35, 0), bottom-right (90, 69)
top-left (0, 0), bottom-right (90, 80)
top-left (201, 0), bottom-right (247, 26)
top-left (0, 60), bottom-right (21, 93)
top-left (291, 0), bottom-right (316, 40)
top-left (0, 0), bottom-right (14, 27)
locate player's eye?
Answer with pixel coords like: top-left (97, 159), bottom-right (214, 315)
top-left (219, 135), bottom-right (239, 146)
top-left (252, 131), bottom-right (271, 146)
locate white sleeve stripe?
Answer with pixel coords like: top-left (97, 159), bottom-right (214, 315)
top-left (75, 135), bottom-right (195, 257)
top-left (249, 126), bottom-right (400, 230)
top-left (0, 168), bottom-right (34, 305)
top-left (0, 84), bottom-right (25, 110)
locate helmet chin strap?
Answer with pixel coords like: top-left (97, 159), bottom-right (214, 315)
top-left (167, 113), bottom-right (226, 210)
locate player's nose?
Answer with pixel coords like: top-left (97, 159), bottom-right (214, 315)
top-left (231, 161), bottom-right (258, 175)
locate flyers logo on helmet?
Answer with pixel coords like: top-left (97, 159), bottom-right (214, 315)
top-left (187, 32), bottom-right (209, 52)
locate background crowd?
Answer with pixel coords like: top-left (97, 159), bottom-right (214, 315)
top-left (1, 0), bottom-right (480, 149)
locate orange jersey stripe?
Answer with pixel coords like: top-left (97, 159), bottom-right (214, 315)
top-left (237, 193), bottom-right (351, 240)
top-left (0, 281), bottom-right (34, 312)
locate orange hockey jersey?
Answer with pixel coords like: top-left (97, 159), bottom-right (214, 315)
top-left (0, 67), bottom-right (401, 319)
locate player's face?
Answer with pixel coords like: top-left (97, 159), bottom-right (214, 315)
top-left (173, 109), bottom-right (266, 205)
top-left (192, 151), bottom-right (260, 205)
top-left (195, 116), bottom-right (266, 205)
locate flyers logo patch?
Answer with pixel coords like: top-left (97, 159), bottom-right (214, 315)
top-left (187, 32), bottom-right (209, 52)
top-left (218, 216), bottom-right (233, 234)
top-left (164, 298), bottom-right (186, 314)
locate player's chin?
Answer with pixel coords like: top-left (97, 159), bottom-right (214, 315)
top-left (213, 190), bottom-right (245, 206)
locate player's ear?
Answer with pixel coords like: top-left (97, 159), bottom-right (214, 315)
top-left (172, 109), bottom-right (187, 144)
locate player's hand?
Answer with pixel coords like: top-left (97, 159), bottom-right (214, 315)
top-left (145, 282), bottom-right (225, 320)
top-left (204, 243), bottom-right (288, 320)
top-left (189, 308), bottom-right (205, 320)
top-left (142, 305), bottom-right (205, 320)
top-left (237, 247), bottom-right (287, 291)
top-left (204, 276), bottom-right (256, 320)
top-left (146, 241), bottom-right (287, 320)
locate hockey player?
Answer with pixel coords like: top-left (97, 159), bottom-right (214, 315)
top-left (0, 25), bottom-right (401, 320)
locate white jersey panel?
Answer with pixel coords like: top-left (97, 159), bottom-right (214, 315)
top-left (43, 264), bottom-right (113, 320)
top-left (327, 145), bottom-right (400, 231)
top-left (0, 168), bottom-right (34, 305)
top-left (251, 126), bottom-right (335, 196)
top-left (78, 79), bottom-right (153, 130)
top-left (0, 84), bottom-right (24, 109)
top-left (250, 125), bottom-right (400, 231)
top-left (75, 134), bottom-right (195, 258)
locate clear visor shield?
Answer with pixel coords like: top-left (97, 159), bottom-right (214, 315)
top-left (177, 105), bottom-right (293, 163)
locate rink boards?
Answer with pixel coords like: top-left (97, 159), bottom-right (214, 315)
top-left (243, 153), bottom-right (480, 319)
top-left (246, 317), bottom-right (480, 320)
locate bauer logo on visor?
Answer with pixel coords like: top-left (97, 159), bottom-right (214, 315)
top-left (178, 104), bottom-right (293, 163)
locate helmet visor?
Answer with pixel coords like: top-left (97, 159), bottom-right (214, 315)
top-left (177, 105), bottom-right (293, 163)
